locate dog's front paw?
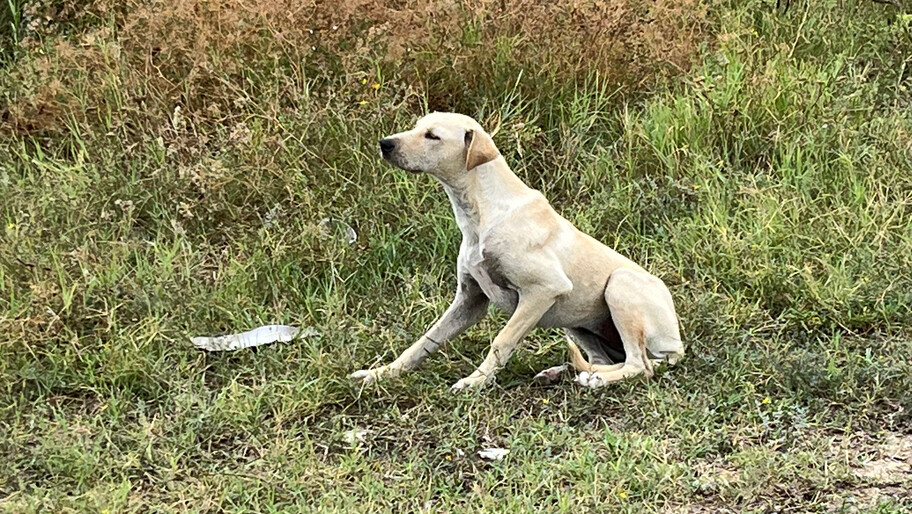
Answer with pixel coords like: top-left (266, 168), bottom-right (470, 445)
top-left (450, 373), bottom-right (490, 392)
top-left (350, 366), bottom-right (389, 384)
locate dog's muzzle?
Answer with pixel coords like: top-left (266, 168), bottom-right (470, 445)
top-left (378, 137), bottom-right (419, 173)
top-left (379, 138), bottom-right (396, 159)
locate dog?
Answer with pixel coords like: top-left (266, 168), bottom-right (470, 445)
top-left (350, 112), bottom-right (684, 390)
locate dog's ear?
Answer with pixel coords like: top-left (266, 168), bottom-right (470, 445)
top-left (464, 129), bottom-right (499, 171)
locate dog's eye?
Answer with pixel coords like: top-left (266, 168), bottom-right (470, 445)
top-left (425, 131), bottom-right (440, 141)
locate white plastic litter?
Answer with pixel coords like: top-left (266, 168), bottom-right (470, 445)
top-left (190, 325), bottom-right (318, 352)
top-left (342, 429), bottom-right (372, 445)
top-left (478, 448), bottom-right (510, 461)
top-left (319, 217), bottom-right (357, 245)
top-left (533, 364), bottom-right (568, 385)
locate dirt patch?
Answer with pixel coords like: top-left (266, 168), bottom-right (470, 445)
top-left (830, 485), bottom-right (911, 512)
top-left (666, 432), bottom-right (912, 513)
top-left (852, 432), bottom-right (912, 484)
top-left (826, 432), bottom-right (912, 512)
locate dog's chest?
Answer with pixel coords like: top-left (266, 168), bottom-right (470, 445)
top-left (465, 246), bottom-right (519, 314)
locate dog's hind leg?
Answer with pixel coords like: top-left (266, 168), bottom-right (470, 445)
top-left (566, 328), bottom-right (618, 366)
top-left (567, 329), bottom-right (626, 386)
top-left (576, 268), bottom-right (683, 388)
top-left (533, 328), bottom-right (616, 385)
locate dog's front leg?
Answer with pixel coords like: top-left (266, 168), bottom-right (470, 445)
top-left (351, 276), bottom-right (489, 384)
top-left (451, 288), bottom-right (565, 392)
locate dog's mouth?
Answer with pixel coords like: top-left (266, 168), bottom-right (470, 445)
top-left (381, 154), bottom-right (422, 174)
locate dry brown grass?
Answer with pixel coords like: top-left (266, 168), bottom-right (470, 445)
top-left (2, 0), bottom-right (707, 139)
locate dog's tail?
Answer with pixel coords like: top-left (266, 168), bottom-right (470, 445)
top-left (567, 339), bottom-right (624, 373)
top-left (567, 339), bottom-right (592, 372)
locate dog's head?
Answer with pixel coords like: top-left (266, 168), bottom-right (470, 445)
top-left (378, 112), bottom-right (500, 180)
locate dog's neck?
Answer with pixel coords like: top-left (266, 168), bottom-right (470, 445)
top-left (437, 157), bottom-right (534, 240)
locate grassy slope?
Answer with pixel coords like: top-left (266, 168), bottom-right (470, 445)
top-left (1, 0), bottom-right (911, 512)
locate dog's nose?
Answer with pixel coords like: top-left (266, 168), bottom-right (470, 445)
top-left (379, 138), bottom-right (395, 156)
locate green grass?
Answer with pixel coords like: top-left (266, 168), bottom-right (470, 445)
top-left (1, 0), bottom-right (911, 512)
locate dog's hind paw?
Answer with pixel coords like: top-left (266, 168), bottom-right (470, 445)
top-left (574, 371), bottom-right (606, 388)
top-left (575, 364), bottom-right (648, 387)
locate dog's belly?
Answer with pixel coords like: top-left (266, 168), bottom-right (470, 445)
top-left (536, 268), bottom-right (613, 327)
top-left (537, 292), bottom-right (608, 328)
